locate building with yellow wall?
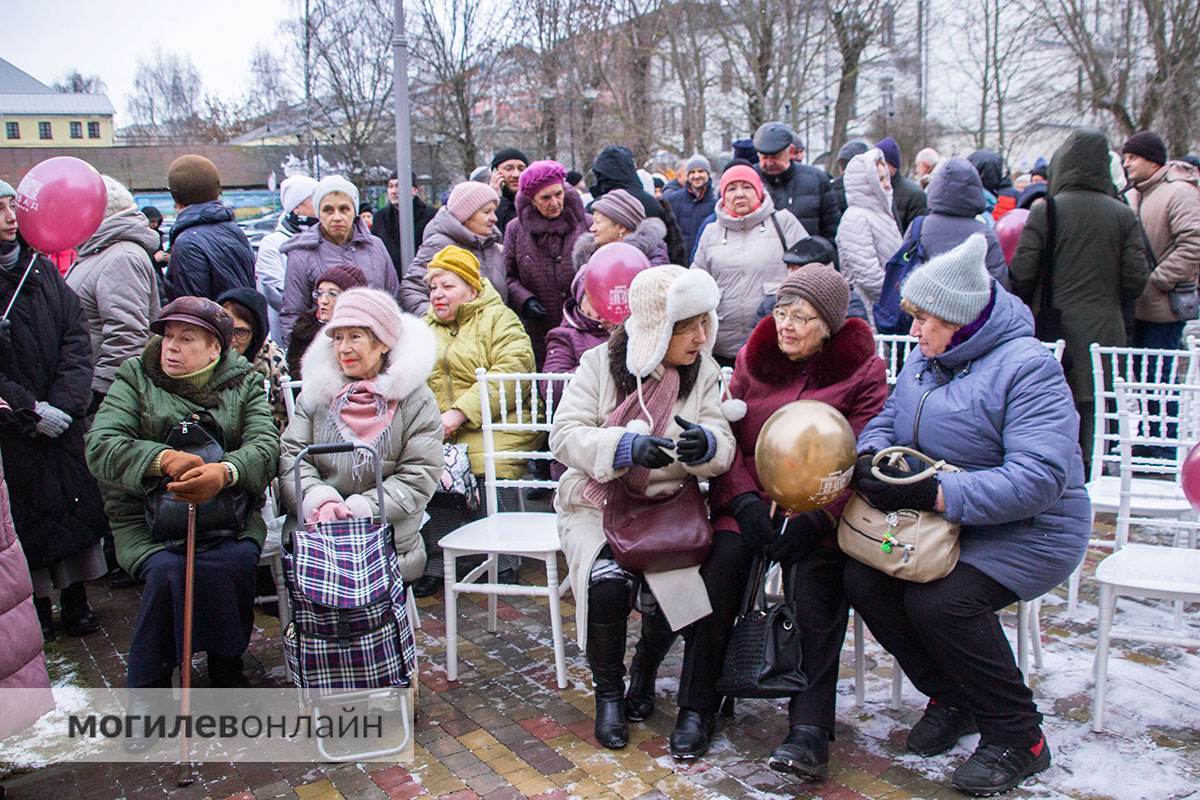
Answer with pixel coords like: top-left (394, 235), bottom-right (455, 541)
top-left (1, 58), bottom-right (115, 148)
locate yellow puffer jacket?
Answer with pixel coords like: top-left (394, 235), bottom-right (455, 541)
top-left (425, 279), bottom-right (543, 478)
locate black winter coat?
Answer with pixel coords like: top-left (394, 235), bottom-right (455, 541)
top-left (166, 200), bottom-right (255, 301)
top-left (757, 162), bottom-right (841, 240)
top-left (891, 174), bottom-right (928, 234)
top-left (373, 196), bottom-right (438, 281)
top-left (589, 146), bottom-right (688, 264)
top-left (0, 243), bottom-right (108, 569)
top-left (497, 187), bottom-right (518, 235)
top-left (664, 182), bottom-right (716, 260)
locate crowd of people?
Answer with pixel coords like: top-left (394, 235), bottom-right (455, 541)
top-left (0, 118), bottom-right (1197, 797)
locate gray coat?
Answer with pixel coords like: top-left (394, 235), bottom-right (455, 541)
top-left (913, 157), bottom-right (1008, 286)
top-left (279, 312), bottom-right (442, 582)
top-left (66, 209), bottom-right (162, 393)
top-left (401, 206), bottom-right (506, 315)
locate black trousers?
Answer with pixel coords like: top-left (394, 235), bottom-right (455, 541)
top-left (677, 532), bottom-right (850, 732)
top-left (843, 558), bottom-right (1042, 748)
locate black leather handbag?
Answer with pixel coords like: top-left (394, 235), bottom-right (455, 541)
top-left (145, 412), bottom-right (250, 547)
top-left (715, 556), bottom-right (808, 699)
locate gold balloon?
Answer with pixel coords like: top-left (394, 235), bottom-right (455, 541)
top-left (754, 400), bottom-right (857, 513)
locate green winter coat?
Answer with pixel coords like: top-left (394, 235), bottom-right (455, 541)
top-left (85, 338), bottom-right (281, 576)
top-left (424, 278), bottom-right (542, 478)
top-left (1010, 129), bottom-right (1150, 400)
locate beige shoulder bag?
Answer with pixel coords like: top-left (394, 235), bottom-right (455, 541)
top-left (837, 446), bottom-right (961, 583)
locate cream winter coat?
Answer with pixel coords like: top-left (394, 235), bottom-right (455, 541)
top-left (549, 343), bottom-right (736, 648)
top-left (836, 148), bottom-right (903, 320)
top-left (1129, 160), bottom-right (1200, 323)
top-left (691, 193), bottom-right (808, 359)
top-left (279, 313), bottom-right (443, 582)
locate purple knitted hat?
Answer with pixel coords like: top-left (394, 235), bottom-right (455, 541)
top-left (518, 160), bottom-right (567, 199)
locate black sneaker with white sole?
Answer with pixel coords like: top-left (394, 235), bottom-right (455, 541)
top-left (951, 735), bottom-right (1051, 797)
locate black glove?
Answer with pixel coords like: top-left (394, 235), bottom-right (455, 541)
top-left (673, 415), bottom-right (712, 465)
top-left (629, 435), bottom-right (675, 469)
top-left (730, 492), bottom-right (776, 551)
top-left (767, 509), bottom-right (835, 567)
top-left (857, 472), bottom-right (939, 513)
top-left (853, 449), bottom-right (908, 485)
top-left (523, 297), bottom-right (547, 319)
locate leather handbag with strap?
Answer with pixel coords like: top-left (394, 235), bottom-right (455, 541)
top-left (837, 446), bottom-right (961, 583)
top-left (602, 477), bottom-right (712, 573)
top-left (715, 553), bottom-right (808, 698)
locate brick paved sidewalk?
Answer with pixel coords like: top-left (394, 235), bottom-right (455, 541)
top-left (3, 530), bottom-right (1199, 800)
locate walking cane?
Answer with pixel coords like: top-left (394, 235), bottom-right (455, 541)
top-left (177, 502), bottom-right (197, 787)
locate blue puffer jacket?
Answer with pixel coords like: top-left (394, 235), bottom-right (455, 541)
top-left (915, 157), bottom-right (1008, 286)
top-left (857, 284), bottom-right (1090, 600)
top-left (166, 200), bottom-right (255, 301)
top-left (664, 182), bottom-right (716, 260)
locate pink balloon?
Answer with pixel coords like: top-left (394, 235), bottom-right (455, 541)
top-left (15, 157), bottom-right (106, 253)
top-left (583, 242), bottom-right (652, 324)
top-left (1183, 442), bottom-right (1200, 512)
top-left (995, 207), bottom-right (1030, 266)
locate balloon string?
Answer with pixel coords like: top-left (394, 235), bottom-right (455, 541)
top-left (2, 252), bottom-right (37, 321)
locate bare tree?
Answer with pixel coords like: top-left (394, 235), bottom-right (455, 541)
top-left (826, 0), bottom-right (886, 161)
top-left (656, 0), bottom-right (723, 155)
top-left (244, 46), bottom-right (295, 118)
top-left (127, 49), bottom-right (203, 128)
top-left (53, 71), bottom-right (106, 94)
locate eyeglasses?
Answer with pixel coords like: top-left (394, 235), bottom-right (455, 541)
top-left (312, 289), bottom-right (342, 301)
top-left (772, 308), bottom-right (819, 328)
top-left (231, 326), bottom-right (254, 342)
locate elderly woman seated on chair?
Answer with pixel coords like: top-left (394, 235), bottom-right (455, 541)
top-left (85, 297), bottom-right (281, 692)
top-left (278, 288), bottom-right (442, 585)
top-left (412, 245), bottom-right (543, 598)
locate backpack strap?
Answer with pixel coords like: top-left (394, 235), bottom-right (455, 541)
top-left (1040, 197), bottom-right (1057, 309)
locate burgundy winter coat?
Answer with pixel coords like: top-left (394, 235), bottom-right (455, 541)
top-left (503, 188), bottom-right (591, 362)
top-left (708, 315), bottom-right (888, 533)
top-left (543, 301), bottom-right (609, 379)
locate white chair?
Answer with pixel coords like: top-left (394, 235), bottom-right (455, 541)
top-left (873, 334), bottom-right (1063, 386)
top-left (1091, 380), bottom-right (1200, 732)
top-left (280, 377), bottom-right (301, 423)
top-left (439, 369), bottom-right (573, 689)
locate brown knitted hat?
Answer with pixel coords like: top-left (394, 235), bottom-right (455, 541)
top-left (775, 263), bottom-right (850, 335)
top-left (316, 265), bottom-right (369, 292)
top-left (167, 155), bottom-right (221, 206)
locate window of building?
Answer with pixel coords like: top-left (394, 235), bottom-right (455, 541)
top-left (4, 122), bottom-right (18, 139)
top-left (88, 121), bottom-right (100, 138)
top-left (881, 3), bottom-right (895, 48)
top-left (881, 77), bottom-right (895, 117)
top-left (70, 121), bottom-right (83, 139)
top-left (38, 121), bottom-right (52, 140)
top-left (721, 60), bottom-right (734, 94)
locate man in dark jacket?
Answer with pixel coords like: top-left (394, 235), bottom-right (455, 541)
top-left (590, 146), bottom-right (687, 264)
top-left (489, 148), bottom-right (528, 234)
top-left (1017, 164), bottom-right (1049, 209)
top-left (969, 149), bottom-right (1020, 220)
top-left (753, 121), bottom-right (840, 239)
top-left (1010, 129), bottom-right (1149, 459)
top-left (875, 136), bottom-right (927, 233)
top-left (663, 154), bottom-right (717, 260)
top-left (373, 172), bottom-right (438, 281)
top-left (164, 155), bottom-right (255, 302)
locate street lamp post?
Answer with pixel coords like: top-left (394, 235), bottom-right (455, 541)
top-left (392, 0), bottom-right (415, 274)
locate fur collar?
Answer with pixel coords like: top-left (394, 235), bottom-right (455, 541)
top-left (572, 217), bottom-right (667, 269)
top-left (744, 315), bottom-right (877, 388)
top-left (606, 327), bottom-right (699, 399)
top-left (516, 187), bottom-right (588, 238)
top-left (298, 311), bottom-right (436, 409)
top-left (141, 338), bottom-right (252, 408)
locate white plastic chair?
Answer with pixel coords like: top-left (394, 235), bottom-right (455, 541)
top-left (439, 369), bottom-right (573, 689)
top-left (873, 334), bottom-right (1063, 386)
top-left (280, 377), bottom-right (301, 423)
top-left (1091, 380), bottom-right (1200, 732)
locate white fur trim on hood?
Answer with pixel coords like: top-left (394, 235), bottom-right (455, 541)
top-left (298, 311), bottom-right (436, 410)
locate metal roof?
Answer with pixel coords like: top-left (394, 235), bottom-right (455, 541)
top-left (0, 58), bottom-right (53, 94)
top-left (0, 92), bottom-right (115, 116)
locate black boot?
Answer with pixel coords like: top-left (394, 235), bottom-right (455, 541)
top-left (59, 582), bottom-right (100, 636)
top-left (625, 612), bottom-right (677, 722)
top-left (411, 575), bottom-right (441, 598)
top-left (208, 654), bottom-right (249, 688)
top-left (124, 674), bottom-right (172, 754)
top-left (33, 596), bottom-right (55, 642)
top-left (768, 724), bottom-right (830, 782)
top-left (952, 734), bottom-right (1051, 797)
top-left (669, 708), bottom-right (716, 760)
top-left (586, 619), bottom-right (628, 749)
top-left (907, 699), bottom-right (979, 757)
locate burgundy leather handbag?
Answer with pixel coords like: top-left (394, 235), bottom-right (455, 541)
top-left (602, 478), bottom-right (713, 573)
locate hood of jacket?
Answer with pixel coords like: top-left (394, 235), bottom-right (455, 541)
top-left (425, 276), bottom-right (507, 328)
top-left (844, 148), bottom-right (895, 218)
top-left (216, 287), bottom-right (269, 360)
top-left (561, 298), bottom-right (608, 336)
top-left (279, 216), bottom-right (377, 253)
top-left (714, 191), bottom-right (779, 231)
top-left (299, 309), bottom-right (435, 407)
top-left (589, 147), bottom-right (664, 217)
top-left (1049, 129), bottom-right (1116, 197)
top-left (968, 150), bottom-right (1012, 195)
top-left (743, 315), bottom-right (877, 387)
top-left (1017, 182), bottom-right (1048, 210)
top-left (922, 283), bottom-right (1033, 371)
top-left (169, 200), bottom-right (237, 245)
top-left (1136, 159), bottom-right (1200, 195)
top-left (572, 217), bottom-right (667, 269)
top-left (927, 158), bottom-right (986, 217)
top-left (77, 208), bottom-right (161, 258)
top-left (418, 205), bottom-right (502, 252)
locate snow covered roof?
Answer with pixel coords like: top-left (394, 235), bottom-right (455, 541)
top-left (0, 92), bottom-right (115, 116)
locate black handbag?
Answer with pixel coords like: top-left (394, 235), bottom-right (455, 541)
top-left (1033, 197), bottom-right (1074, 373)
top-left (145, 411), bottom-right (250, 547)
top-left (714, 555), bottom-right (808, 698)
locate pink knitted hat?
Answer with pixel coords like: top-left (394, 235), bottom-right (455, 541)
top-left (324, 288), bottom-right (404, 348)
top-left (446, 181), bottom-right (500, 223)
top-left (518, 160), bottom-right (567, 199)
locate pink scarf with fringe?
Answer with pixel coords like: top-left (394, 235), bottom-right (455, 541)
top-left (325, 380), bottom-right (398, 477)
